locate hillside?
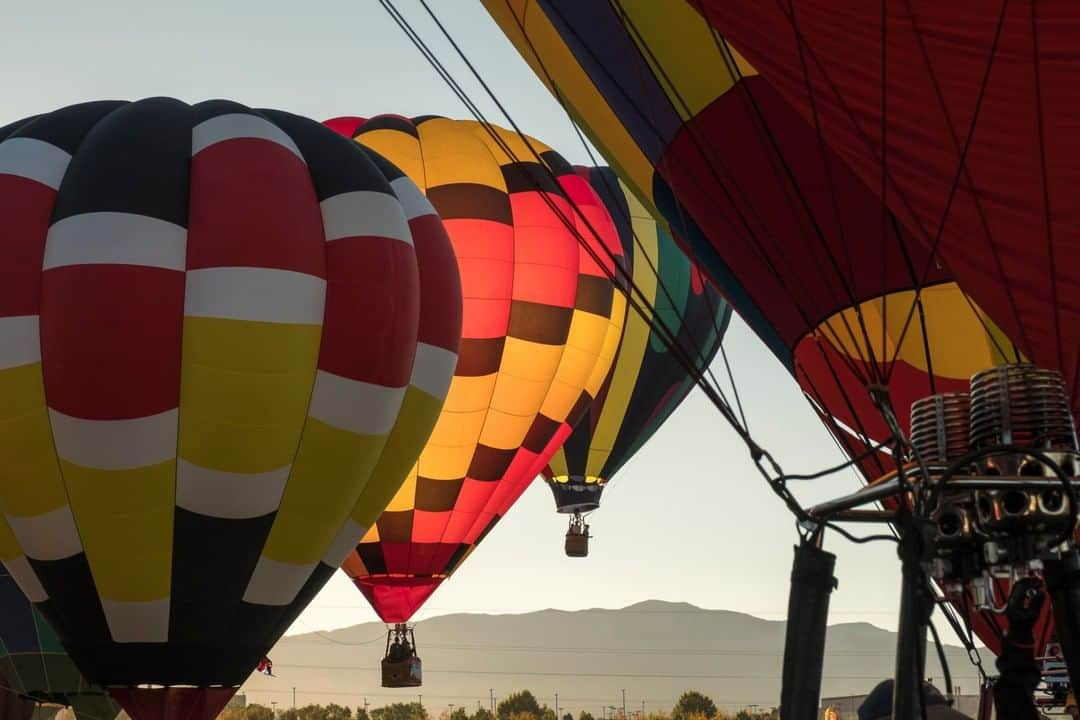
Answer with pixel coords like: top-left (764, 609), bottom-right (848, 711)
top-left (240, 601), bottom-right (983, 715)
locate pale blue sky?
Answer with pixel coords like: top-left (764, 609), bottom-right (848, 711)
top-left (1, 1), bottom-right (906, 632)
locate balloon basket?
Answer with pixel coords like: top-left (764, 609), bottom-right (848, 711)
top-left (565, 513), bottom-right (590, 557)
top-left (381, 624), bottom-right (422, 688)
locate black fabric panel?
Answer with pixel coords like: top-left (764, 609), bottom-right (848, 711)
top-left (28, 555), bottom-right (111, 653)
top-left (502, 161), bottom-right (561, 195)
top-left (359, 115), bottom-right (420, 137)
top-left (574, 274), bottom-right (614, 316)
top-left (443, 543), bottom-right (473, 576)
top-left (0, 116), bottom-right (36, 141)
top-left (454, 336), bottom-right (505, 376)
top-left (522, 414), bottom-right (561, 454)
top-left (415, 477), bottom-right (464, 513)
top-left (356, 543), bottom-right (388, 575)
top-left (567, 390), bottom-right (593, 422)
top-left (411, 115), bottom-right (445, 127)
top-left (236, 562), bottom-right (338, 649)
top-left (168, 509), bottom-right (275, 648)
top-left (427, 183), bottom-right (511, 224)
top-left (539, 150), bottom-right (574, 178)
top-left (507, 300), bottom-right (573, 345)
top-left (376, 510), bottom-right (414, 543)
top-left (6, 101), bottom-right (125, 154)
top-left (259, 108), bottom-right (396, 202)
top-left (467, 445), bottom-right (517, 482)
top-left (50, 98), bottom-right (191, 226)
top-left (60, 639), bottom-right (264, 687)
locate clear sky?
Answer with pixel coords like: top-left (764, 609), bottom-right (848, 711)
top-left (1, 0), bottom-right (907, 633)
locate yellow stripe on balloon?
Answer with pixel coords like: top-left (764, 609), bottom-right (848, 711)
top-left (818, 283), bottom-right (1020, 377)
top-left (0, 362), bottom-right (66, 516)
top-left (619, 0), bottom-right (756, 120)
top-left (587, 205), bottom-right (660, 478)
top-left (178, 317), bottom-right (322, 473)
top-left (63, 460), bottom-right (173, 602)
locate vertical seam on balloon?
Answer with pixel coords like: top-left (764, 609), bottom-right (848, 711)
top-left (169, 102), bottom-right (195, 632)
top-left (34, 113), bottom-right (98, 630)
top-left (270, 114), bottom-right (324, 606)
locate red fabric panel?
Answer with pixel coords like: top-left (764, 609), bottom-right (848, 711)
top-left (0, 176), bottom-right (52, 317)
top-left (444, 218), bottom-right (514, 339)
top-left (320, 236), bottom-right (418, 386)
top-left (41, 265), bottom-right (184, 420)
top-left (410, 213), bottom-right (463, 352)
top-left (188, 140), bottom-right (325, 277)
top-left (701, 0), bottom-right (1080, 414)
top-left (354, 577), bottom-right (443, 624)
top-left (508, 193), bottom-right (579, 308)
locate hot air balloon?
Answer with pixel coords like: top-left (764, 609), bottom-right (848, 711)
top-left (543, 166), bottom-right (731, 556)
top-left (693, 1), bottom-right (1080, 422)
top-left (0, 98), bottom-right (460, 720)
top-left (483, 1), bottom-right (1064, 658)
top-left (1, 567), bottom-right (119, 720)
top-left (325, 116), bottom-right (625, 682)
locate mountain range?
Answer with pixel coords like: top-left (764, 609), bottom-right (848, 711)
top-left (240, 600), bottom-right (984, 715)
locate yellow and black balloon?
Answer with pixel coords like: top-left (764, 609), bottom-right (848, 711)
top-left (544, 166), bottom-right (730, 514)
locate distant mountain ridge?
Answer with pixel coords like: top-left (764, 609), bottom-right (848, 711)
top-left (241, 600), bottom-right (983, 714)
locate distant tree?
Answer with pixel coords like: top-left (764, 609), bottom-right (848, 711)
top-left (357, 709), bottom-right (370, 720)
top-left (563, 713), bottom-right (573, 720)
top-left (470, 709), bottom-right (494, 720)
top-left (497, 692), bottom-right (542, 720)
top-left (448, 708), bottom-right (468, 720)
top-left (243, 705), bottom-right (275, 720)
top-left (373, 703), bottom-right (427, 720)
top-left (578, 712), bottom-right (594, 720)
top-left (539, 708), bottom-right (556, 720)
top-left (671, 693), bottom-right (717, 720)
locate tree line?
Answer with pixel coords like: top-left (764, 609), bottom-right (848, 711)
top-left (221, 691), bottom-right (777, 720)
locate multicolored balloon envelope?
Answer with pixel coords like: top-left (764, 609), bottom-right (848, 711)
top-left (1, 567), bottom-right (119, 720)
top-left (0, 99), bottom-right (460, 720)
top-left (327, 115), bottom-right (626, 623)
top-left (484, 2), bottom-right (1051, 653)
top-left (543, 166), bottom-right (731, 514)
top-left (698, 1), bottom-right (1080, 422)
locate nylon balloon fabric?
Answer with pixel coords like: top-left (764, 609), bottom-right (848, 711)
top-left (697, 1), bottom-right (1080, 421)
top-left (544, 166), bottom-right (731, 514)
top-left (1, 568), bottom-right (119, 720)
top-left (327, 115), bottom-right (626, 623)
top-left (483, 1), bottom-right (1037, 654)
top-left (0, 99), bottom-right (460, 720)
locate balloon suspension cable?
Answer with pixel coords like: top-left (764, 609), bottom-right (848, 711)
top-left (376, 0), bottom-right (835, 531)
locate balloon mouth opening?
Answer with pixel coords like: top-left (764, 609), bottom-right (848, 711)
top-left (354, 576), bottom-right (446, 624)
top-left (108, 685), bottom-right (238, 720)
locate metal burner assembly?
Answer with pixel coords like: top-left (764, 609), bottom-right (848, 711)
top-left (912, 364), bottom-right (1080, 610)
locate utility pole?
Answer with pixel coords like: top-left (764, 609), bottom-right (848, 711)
top-left (489, 689), bottom-right (495, 716)
top-left (640, 701), bottom-right (645, 717)
top-left (293, 687), bottom-right (297, 713)
top-left (555, 693), bottom-right (559, 719)
top-left (364, 699), bottom-right (370, 716)
top-left (271, 702), bottom-right (278, 719)
top-left (621, 691), bottom-right (626, 719)
top-left (419, 695), bottom-right (423, 711)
